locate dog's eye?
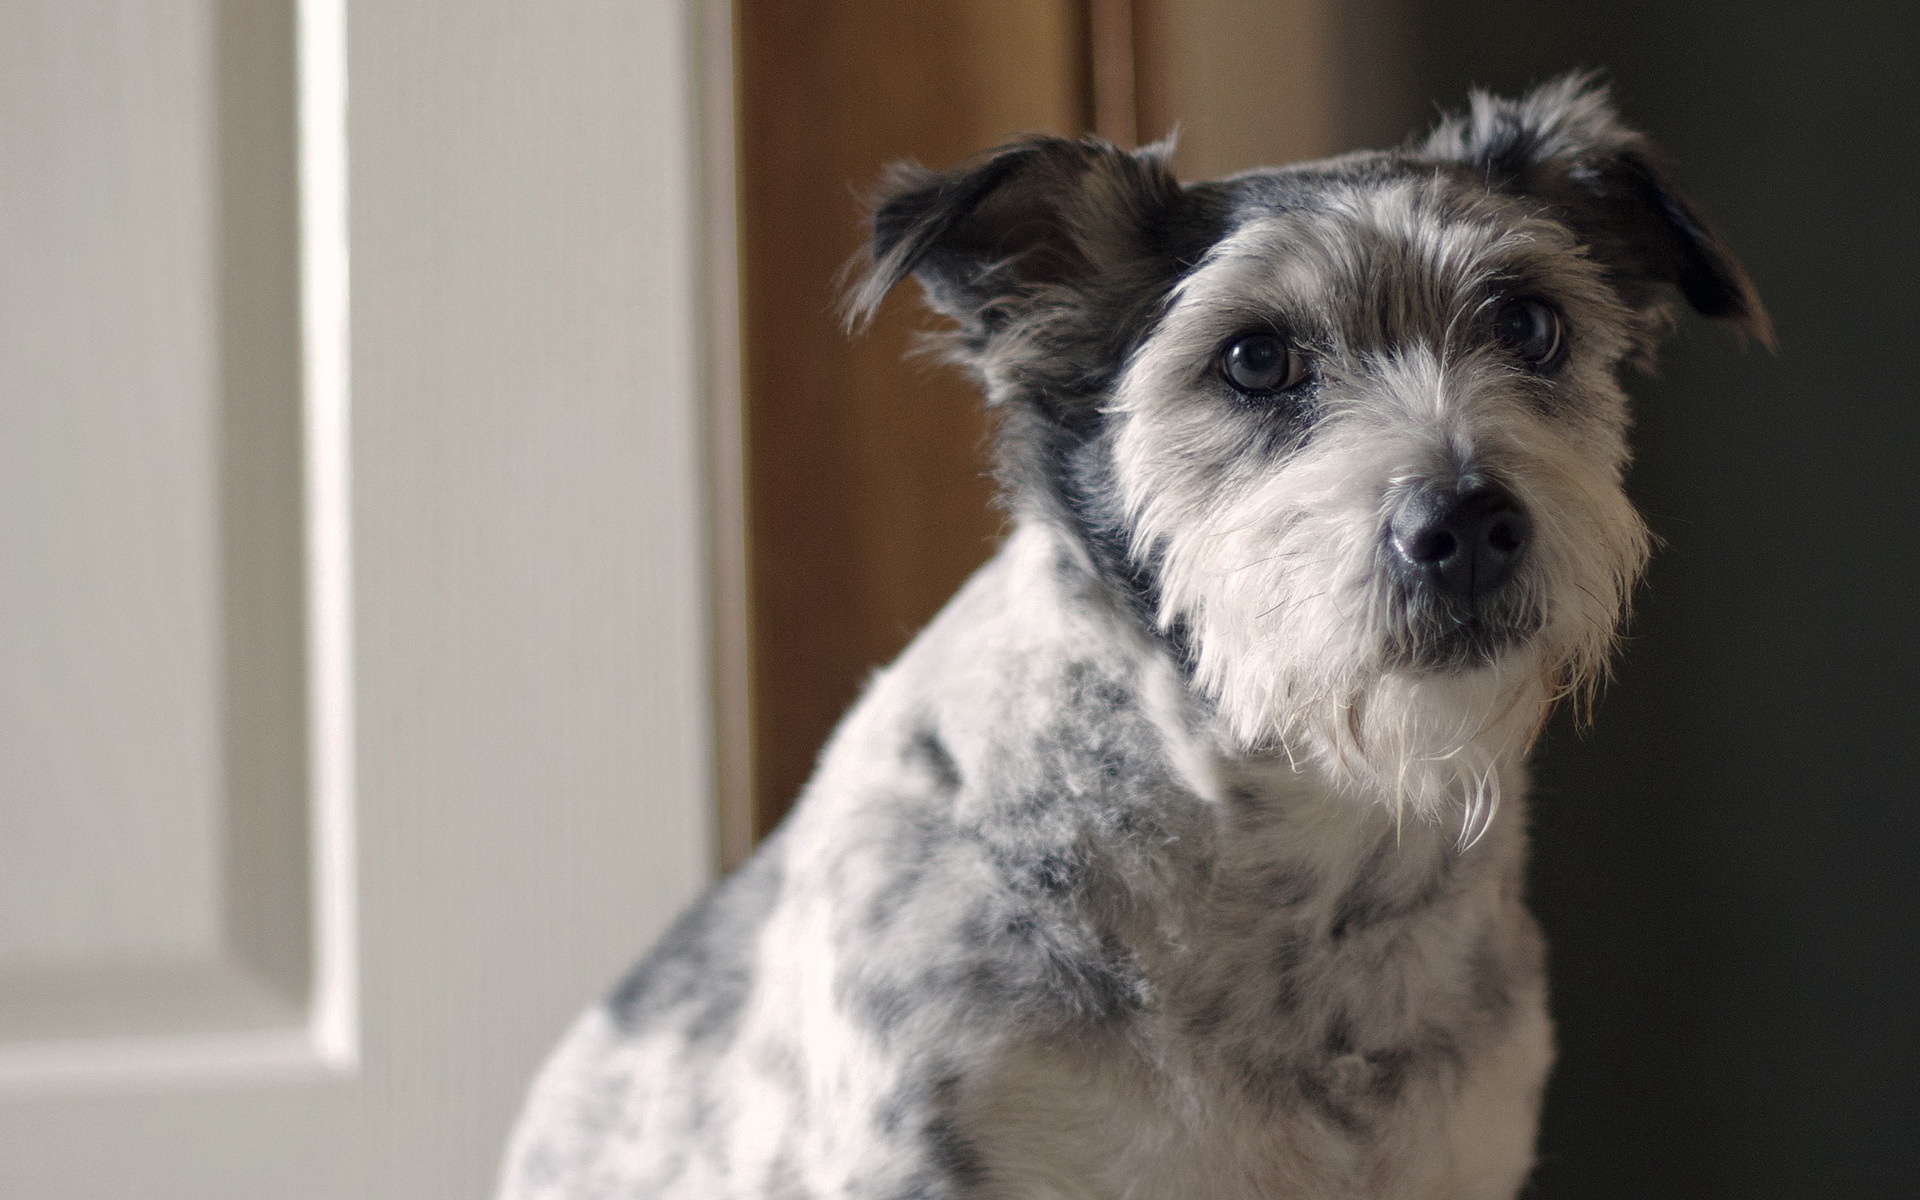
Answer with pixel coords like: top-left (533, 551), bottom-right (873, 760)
top-left (1220, 333), bottom-right (1308, 395)
top-left (1491, 298), bottom-right (1564, 369)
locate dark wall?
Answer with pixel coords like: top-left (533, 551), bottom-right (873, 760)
top-left (1401, 4), bottom-right (1920, 1196)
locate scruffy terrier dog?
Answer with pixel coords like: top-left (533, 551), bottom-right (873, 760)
top-left (500, 78), bottom-right (1768, 1199)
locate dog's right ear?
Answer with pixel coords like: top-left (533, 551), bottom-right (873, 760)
top-left (846, 136), bottom-right (1187, 336)
top-left (1421, 75), bottom-right (1774, 348)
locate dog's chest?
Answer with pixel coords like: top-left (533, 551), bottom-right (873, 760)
top-left (949, 779), bottom-right (1551, 1199)
top-left (959, 985), bottom-right (1550, 1200)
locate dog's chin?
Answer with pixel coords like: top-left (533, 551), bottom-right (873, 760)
top-left (1186, 580), bottom-right (1602, 820)
top-left (1388, 600), bottom-right (1545, 675)
top-left (1251, 646), bottom-right (1555, 823)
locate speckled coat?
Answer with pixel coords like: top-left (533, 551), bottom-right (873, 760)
top-left (498, 77), bottom-right (1767, 1200)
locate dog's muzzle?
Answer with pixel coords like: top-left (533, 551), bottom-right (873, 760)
top-left (1385, 481), bottom-right (1537, 666)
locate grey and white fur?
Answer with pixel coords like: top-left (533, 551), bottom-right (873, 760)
top-left (498, 77), bottom-right (1770, 1199)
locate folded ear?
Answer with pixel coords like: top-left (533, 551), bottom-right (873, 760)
top-left (1422, 74), bottom-right (1775, 348)
top-left (846, 136), bottom-right (1188, 337)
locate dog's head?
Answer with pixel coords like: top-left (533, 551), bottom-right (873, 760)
top-left (852, 77), bottom-right (1769, 817)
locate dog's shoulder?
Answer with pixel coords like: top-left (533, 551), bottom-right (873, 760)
top-left (499, 522), bottom-right (1183, 1198)
top-left (496, 847), bottom-right (788, 1198)
top-left (786, 521), bottom-right (1204, 1038)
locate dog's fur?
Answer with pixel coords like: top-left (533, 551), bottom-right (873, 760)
top-left (498, 78), bottom-right (1768, 1199)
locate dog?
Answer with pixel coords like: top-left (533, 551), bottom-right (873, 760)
top-left (497, 76), bottom-right (1769, 1199)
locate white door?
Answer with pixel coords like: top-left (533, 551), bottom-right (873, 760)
top-left (0, 2), bottom-right (721, 1195)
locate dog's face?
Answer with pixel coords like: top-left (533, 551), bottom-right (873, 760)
top-left (854, 79), bottom-right (1769, 816)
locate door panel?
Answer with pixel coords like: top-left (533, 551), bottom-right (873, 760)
top-left (0, 0), bottom-right (313, 1071)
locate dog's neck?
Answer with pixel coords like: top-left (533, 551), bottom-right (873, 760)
top-left (879, 516), bottom-right (1533, 915)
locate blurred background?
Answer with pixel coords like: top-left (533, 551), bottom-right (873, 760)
top-left (2, 1), bottom-right (1914, 1196)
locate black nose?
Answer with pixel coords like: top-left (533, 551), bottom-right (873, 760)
top-left (1390, 484), bottom-right (1531, 604)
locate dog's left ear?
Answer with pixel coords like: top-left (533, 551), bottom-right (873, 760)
top-left (1422, 74), bottom-right (1775, 348)
top-left (846, 136), bottom-right (1193, 339)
